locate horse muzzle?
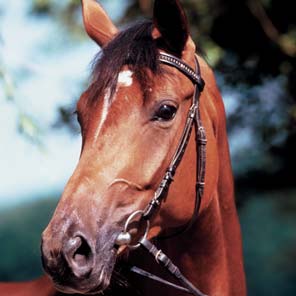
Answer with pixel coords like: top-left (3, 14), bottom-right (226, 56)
top-left (41, 226), bottom-right (117, 294)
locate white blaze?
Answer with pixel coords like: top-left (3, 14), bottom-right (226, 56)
top-left (118, 70), bottom-right (134, 87)
top-left (94, 88), bottom-right (111, 141)
top-left (94, 70), bottom-right (134, 141)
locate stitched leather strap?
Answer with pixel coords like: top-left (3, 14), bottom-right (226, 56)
top-left (130, 266), bottom-right (191, 293)
top-left (159, 53), bottom-right (205, 91)
top-left (143, 102), bottom-right (197, 221)
top-left (137, 238), bottom-right (208, 296)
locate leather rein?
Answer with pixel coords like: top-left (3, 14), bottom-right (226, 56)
top-left (115, 52), bottom-right (207, 296)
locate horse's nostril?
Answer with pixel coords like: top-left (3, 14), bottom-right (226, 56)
top-left (73, 237), bottom-right (92, 264)
top-left (64, 235), bottom-right (94, 279)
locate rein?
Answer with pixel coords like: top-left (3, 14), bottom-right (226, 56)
top-left (115, 52), bottom-right (207, 296)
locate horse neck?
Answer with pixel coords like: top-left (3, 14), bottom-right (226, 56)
top-left (156, 192), bottom-right (241, 296)
top-left (156, 155), bottom-right (245, 296)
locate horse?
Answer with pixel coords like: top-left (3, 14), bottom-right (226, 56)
top-left (0, 0), bottom-right (246, 295)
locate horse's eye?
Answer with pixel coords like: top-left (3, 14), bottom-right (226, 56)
top-left (154, 104), bottom-right (177, 121)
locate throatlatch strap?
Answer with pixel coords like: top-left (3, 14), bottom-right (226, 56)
top-left (130, 266), bottom-right (191, 293)
top-left (131, 238), bottom-right (208, 296)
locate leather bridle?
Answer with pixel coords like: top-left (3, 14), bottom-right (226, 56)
top-left (115, 52), bottom-right (207, 296)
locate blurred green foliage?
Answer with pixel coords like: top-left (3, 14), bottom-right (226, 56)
top-left (0, 62), bottom-right (43, 144)
top-left (0, 2), bottom-right (42, 144)
top-left (240, 189), bottom-right (296, 295)
top-left (30, 0), bottom-right (84, 39)
top-left (0, 197), bottom-right (58, 281)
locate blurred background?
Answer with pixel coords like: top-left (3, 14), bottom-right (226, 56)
top-left (0, 0), bottom-right (295, 294)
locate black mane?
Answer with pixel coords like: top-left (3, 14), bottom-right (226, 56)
top-left (88, 20), bottom-right (162, 104)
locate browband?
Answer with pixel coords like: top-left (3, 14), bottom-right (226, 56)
top-left (159, 52), bottom-right (205, 91)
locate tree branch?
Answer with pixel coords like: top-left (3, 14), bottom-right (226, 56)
top-left (247, 0), bottom-right (296, 57)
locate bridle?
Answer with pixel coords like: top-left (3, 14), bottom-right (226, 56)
top-left (115, 52), bottom-right (207, 296)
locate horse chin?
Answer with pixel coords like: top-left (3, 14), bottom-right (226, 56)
top-left (53, 269), bottom-right (112, 295)
top-left (55, 286), bottom-right (106, 295)
top-left (52, 255), bottom-right (116, 296)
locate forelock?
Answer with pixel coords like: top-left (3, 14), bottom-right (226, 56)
top-left (86, 20), bottom-right (162, 105)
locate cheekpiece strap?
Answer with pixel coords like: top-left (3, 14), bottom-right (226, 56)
top-left (143, 52), bottom-right (205, 221)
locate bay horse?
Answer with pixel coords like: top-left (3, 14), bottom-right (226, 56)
top-left (0, 0), bottom-right (246, 295)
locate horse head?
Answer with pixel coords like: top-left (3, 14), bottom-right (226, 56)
top-left (41, 1), bottom-right (245, 295)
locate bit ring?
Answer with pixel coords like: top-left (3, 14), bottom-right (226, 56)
top-left (123, 210), bottom-right (150, 250)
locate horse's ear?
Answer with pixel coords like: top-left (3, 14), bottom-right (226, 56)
top-left (152, 0), bottom-right (189, 56)
top-left (82, 0), bottom-right (118, 47)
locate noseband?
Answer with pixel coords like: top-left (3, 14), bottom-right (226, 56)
top-left (116, 52), bottom-right (207, 296)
